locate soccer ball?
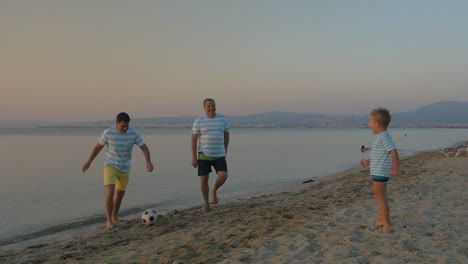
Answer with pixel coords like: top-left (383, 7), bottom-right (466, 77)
top-left (141, 209), bottom-right (157, 226)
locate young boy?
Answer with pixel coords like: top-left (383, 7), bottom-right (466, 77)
top-left (82, 112), bottom-right (154, 230)
top-left (360, 108), bottom-right (400, 233)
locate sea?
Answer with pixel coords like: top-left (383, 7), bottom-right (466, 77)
top-left (1, 127), bottom-right (467, 249)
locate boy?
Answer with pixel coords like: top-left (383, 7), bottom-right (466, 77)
top-left (82, 112), bottom-right (154, 230)
top-left (191, 98), bottom-right (230, 211)
top-left (360, 108), bottom-right (400, 233)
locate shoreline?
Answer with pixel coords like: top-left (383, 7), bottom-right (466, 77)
top-left (0, 142), bottom-right (464, 251)
top-left (0, 153), bottom-right (385, 252)
top-left (0, 165), bottom-right (360, 251)
top-left (1, 148), bottom-right (467, 263)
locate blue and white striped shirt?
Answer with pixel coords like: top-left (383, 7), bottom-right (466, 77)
top-left (370, 130), bottom-right (396, 177)
top-left (98, 126), bottom-right (145, 172)
top-left (191, 114), bottom-right (230, 157)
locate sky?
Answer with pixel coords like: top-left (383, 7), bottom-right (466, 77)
top-left (1, 0), bottom-right (468, 122)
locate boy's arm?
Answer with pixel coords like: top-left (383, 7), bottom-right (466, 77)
top-left (139, 144), bottom-right (153, 173)
top-left (360, 159), bottom-right (370, 167)
top-left (191, 134), bottom-right (199, 168)
top-left (389, 149), bottom-right (400, 177)
top-left (82, 143), bottom-right (104, 173)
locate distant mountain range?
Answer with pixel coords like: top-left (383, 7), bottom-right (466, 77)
top-left (2, 101), bottom-right (468, 128)
top-left (392, 101), bottom-right (468, 125)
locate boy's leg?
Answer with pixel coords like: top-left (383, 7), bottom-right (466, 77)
top-left (373, 181), bottom-right (392, 233)
top-left (200, 176), bottom-right (210, 210)
top-left (211, 171), bottom-right (228, 204)
top-left (104, 184), bottom-right (115, 229)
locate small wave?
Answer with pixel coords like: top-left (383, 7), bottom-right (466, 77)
top-left (0, 199), bottom-right (197, 249)
top-left (0, 207), bottom-right (149, 247)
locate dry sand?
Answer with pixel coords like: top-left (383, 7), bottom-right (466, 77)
top-left (1, 150), bottom-right (467, 264)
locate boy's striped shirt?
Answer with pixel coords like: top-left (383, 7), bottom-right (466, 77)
top-left (370, 130), bottom-right (396, 177)
top-left (98, 126), bottom-right (145, 172)
top-left (191, 114), bottom-right (230, 157)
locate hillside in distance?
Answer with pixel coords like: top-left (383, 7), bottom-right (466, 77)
top-left (2, 101), bottom-right (468, 128)
top-left (128, 101), bottom-right (468, 128)
top-left (392, 101), bottom-right (468, 126)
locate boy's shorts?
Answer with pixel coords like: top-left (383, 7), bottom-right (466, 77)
top-left (372, 175), bottom-right (389, 183)
top-left (198, 156), bottom-right (228, 176)
top-left (104, 165), bottom-right (130, 191)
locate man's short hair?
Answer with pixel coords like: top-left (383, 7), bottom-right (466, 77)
top-left (370, 108), bottom-right (391, 128)
top-left (116, 112), bottom-right (130, 123)
top-left (203, 98), bottom-right (215, 106)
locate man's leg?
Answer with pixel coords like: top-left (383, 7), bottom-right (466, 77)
top-left (211, 171), bottom-right (228, 204)
top-left (110, 173), bottom-right (129, 225)
top-left (200, 175), bottom-right (210, 210)
top-left (104, 184), bottom-right (115, 229)
top-left (111, 189), bottom-right (125, 225)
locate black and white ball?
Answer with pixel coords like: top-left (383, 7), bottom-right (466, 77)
top-left (141, 209), bottom-right (157, 226)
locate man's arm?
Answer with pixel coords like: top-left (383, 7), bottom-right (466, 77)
top-left (82, 143), bottom-right (104, 173)
top-left (224, 132), bottom-right (230, 154)
top-left (389, 149), bottom-right (400, 177)
top-left (139, 144), bottom-right (154, 172)
top-left (191, 134), bottom-right (199, 168)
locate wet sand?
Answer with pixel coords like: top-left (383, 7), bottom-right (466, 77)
top-left (1, 150), bottom-right (467, 263)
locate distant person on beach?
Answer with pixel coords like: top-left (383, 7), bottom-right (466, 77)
top-left (360, 108), bottom-right (400, 233)
top-left (82, 112), bottom-right (154, 230)
top-left (361, 145), bottom-right (370, 152)
top-left (191, 98), bottom-right (230, 211)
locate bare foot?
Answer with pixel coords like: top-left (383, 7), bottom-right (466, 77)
top-left (211, 188), bottom-right (218, 204)
top-left (103, 226), bottom-right (114, 231)
top-left (201, 205), bottom-right (211, 212)
top-left (376, 222), bottom-right (384, 227)
top-left (382, 223), bottom-right (392, 233)
top-left (111, 220), bottom-right (120, 226)
top-left (98, 224), bottom-right (114, 231)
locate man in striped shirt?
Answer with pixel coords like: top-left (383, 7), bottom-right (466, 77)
top-left (191, 98), bottom-right (230, 211)
top-left (82, 112), bottom-right (154, 230)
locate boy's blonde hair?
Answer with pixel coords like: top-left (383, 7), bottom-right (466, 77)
top-left (370, 108), bottom-right (391, 128)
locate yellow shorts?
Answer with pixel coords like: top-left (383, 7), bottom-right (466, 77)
top-left (103, 165), bottom-right (130, 191)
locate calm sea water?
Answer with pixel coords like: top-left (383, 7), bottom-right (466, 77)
top-left (1, 127), bottom-right (467, 247)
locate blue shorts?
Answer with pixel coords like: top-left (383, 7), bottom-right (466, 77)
top-left (198, 157), bottom-right (227, 176)
top-left (372, 175), bottom-right (389, 182)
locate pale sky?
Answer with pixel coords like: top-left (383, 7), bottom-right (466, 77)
top-left (1, 0), bottom-right (467, 122)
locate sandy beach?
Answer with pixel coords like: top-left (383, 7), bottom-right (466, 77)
top-left (1, 150), bottom-right (467, 264)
